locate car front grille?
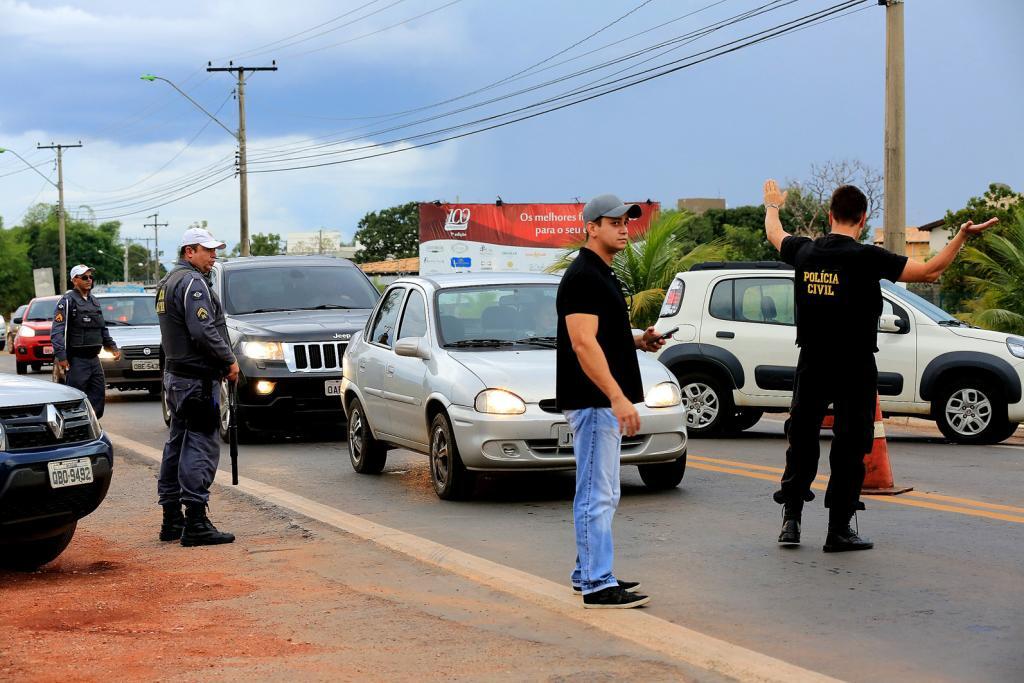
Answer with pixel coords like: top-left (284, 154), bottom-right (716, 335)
top-left (0, 400), bottom-right (96, 451)
top-left (283, 342), bottom-right (347, 373)
top-left (526, 434), bottom-right (646, 455)
top-left (123, 345), bottom-right (160, 359)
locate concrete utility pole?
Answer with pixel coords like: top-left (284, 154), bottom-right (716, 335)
top-left (37, 141), bottom-right (82, 292)
top-left (881, 0), bottom-right (906, 256)
top-left (144, 213), bottom-right (169, 283)
top-left (123, 238), bottom-right (130, 282)
top-left (207, 61), bottom-right (277, 257)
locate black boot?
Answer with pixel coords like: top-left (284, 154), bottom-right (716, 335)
top-left (181, 503), bottom-right (235, 547)
top-left (159, 503), bottom-right (185, 542)
top-left (823, 512), bottom-right (873, 553)
top-left (778, 500), bottom-right (802, 546)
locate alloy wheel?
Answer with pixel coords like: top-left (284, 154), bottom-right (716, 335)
top-left (682, 382), bottom-right (720, 429)
top-left (349, 409), bottom-right (364, 463)
top-left (944, 388), bottom-right (992, 436)
top-left (431, 424), bottom-right (450, 487)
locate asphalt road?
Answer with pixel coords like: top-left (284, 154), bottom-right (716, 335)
top-left (8, 353), bottom-right (1024, 682)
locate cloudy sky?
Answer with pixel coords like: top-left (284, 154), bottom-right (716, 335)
top-left (1, 0), bottom-right (1021, 262)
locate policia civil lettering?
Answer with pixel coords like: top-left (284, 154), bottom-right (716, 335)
top-left (155, 227), bottom-right (240, 547)
top-left (761, 179), bottom-right (999, 553)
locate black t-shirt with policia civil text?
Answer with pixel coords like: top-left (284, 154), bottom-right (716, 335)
top-left (555, 247), bottom-right (643, 410)
top-left (780, 233), bottom-right (908, 354)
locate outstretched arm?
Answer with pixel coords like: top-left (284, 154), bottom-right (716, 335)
top-left (763, 179), bottom-right (791, 252)
top-left (898, 218), bottom-right (999, 283)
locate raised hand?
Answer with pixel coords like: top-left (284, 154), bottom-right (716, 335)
top-left (763, 179), bottom-right (788, 209)
top-left (961, 217), bottom-right (999, 236)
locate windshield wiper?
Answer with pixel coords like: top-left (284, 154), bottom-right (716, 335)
top-left (244, 307), bottom-right (295, 314)
top-left (445, 338), bottom-right (514, 348)
top-left (305, 304), bottom-right (359, 310)
top-left (513, 336), bottom-right (558, 348)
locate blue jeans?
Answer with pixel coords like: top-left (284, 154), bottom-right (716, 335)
top-left (565, 407), bottom-right (622, 595)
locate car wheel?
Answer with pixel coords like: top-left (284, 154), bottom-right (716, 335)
top-left (1, 523), bottom-right (77, 571)
top-left (676, 371), bottom-right (733, 437)
top-left (638, 451), bottom-right (687, 490)
top-left (728, 408), bottom-right (764, 433)
top-left (160, 381), bottom-right (172, 427)
top-left (347, 397), bottom-right (387, 473)
top-left (934, 380), bottom-right (1010, 445)
top-left (15, 361), bottom-right (27, 375)
top-left (429, 411), bottom-right (474, 500)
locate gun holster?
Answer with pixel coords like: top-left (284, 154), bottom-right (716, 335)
top-left (182, 378), bottom-right (218, 434)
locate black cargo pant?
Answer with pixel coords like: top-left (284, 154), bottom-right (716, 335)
top-left (67, 355), bottom-right (107, 418)
top-left (779, 349), bottom-right (877, 525)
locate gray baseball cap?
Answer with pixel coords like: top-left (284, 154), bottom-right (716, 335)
top-left (582, 194), bottom-right (642, 224)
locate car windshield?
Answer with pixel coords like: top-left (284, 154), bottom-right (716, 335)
top-left (881, 280), bottom-right (958, 323)
top-left (98, 296), bottom-right (158, 325)
top-left (224, 265), bottom-right (380, 315)
top-left (436, 284), bottom-right (558, 348)
top-left (26, 299), bottom-right (59, 321)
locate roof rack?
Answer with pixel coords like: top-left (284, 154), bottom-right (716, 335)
top-left (689, 261), bottom-right (792, 271)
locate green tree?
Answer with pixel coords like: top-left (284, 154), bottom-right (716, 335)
top-left (957, 205), bottom-right (1024, 334)
top-left (939, 183), bottom-right (1022, 313)
top-left (250, 232), bottom-right (283, 256)
top-left (547, 211), bottom-right (728, 328)
top-left (0, 228), bottom-right (34, 316)
top-left (353, 202), bottom-right (419, 263)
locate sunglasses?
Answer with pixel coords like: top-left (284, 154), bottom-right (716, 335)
top-left (76, 274), bottom-right (94, 281)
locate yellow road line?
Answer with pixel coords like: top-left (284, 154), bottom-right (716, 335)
top-left (690, 454), bottom-right (1024, 524)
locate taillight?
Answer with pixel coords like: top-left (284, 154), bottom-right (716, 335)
top-left (660, 278), bottom-right (685, 318)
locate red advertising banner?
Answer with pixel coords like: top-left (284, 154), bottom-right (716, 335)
top-left (418, 202), bottom-right (660, 275)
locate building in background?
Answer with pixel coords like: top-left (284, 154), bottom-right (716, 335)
top-left (873, 219), bottom-right (947, 259)
top-left (357, 257), bottom-right (419, 286)
top-left (677, 197), bottom-right (726, 215)
top-left (286, 231), bottom-right (359, 259)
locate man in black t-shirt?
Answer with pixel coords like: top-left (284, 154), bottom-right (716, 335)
top-left (556, 194), bottom-right (666, 608)
top-left (763, 179), bottom-right (998, 552)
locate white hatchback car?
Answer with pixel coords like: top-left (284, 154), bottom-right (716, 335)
top-left (340, 273), bottom-right (689, 499)
top-left (654, 262), bottom-right (1024, 445)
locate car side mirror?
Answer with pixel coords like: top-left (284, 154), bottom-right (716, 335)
top-left (878, 314), bottom-right (908, 334)
top-left (394, 336), bottom-right (431, 360)
top-left (12, 317), bottom-right (22, 325)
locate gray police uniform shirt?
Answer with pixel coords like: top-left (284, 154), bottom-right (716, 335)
top-left (50, 290), bottom-right (117, 361)
top-left (156, 259), bottom-right (235, 379)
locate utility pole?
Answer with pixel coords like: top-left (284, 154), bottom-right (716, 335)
top-left (132, 237), bottom-right (156, 284)
top-left (881, 0), bottom-right (905, 256)
top-left (123, 238), bottom-right (130, 282)
top-left (37, 141), bottom-right (82, 291)
top-left (144, 213), bottom-right (169, 283)
top-left (207, 61), bottom-right (277, 257)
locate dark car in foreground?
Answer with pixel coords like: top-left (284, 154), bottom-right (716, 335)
top-left (0, 374), bottom-right (113, 570)
top-left (159, 256), bottom-right (381, 440)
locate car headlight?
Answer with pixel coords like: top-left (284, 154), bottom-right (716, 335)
top-left (0, 420), bottom-right (7, 451)
top-left (98, 348), bottom-right (116, 359)
top-left (17, 327), bottom-right (35, 338)
top-left (475, 389), bottom-right (527, 415)
top-left (1008, 337), bottom-right (1024, 359)
top-left (645, 381), bottom-right (682, 408)
top-left (84, 399), bottom-right (102, 438)
top-left (241, 340), bottom-right (284, 361)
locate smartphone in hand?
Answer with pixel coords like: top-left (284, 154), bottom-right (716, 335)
top-left (657, 326), bottom-right (680, 341)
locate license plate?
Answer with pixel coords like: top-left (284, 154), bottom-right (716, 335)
top-left (131, 359), bottom-right (160, 371)
top-left (47, 457), bottom-right (94, 489)
top-left (43, 346), bottom-right (54, 355)
top-left (556, 424), bottom-right (574, 448)
top-left (324, 380), bottom-right (343, 396)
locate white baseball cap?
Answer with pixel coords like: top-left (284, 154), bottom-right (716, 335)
top-left (69, 264), bottom-right (94, 279)
top-left (179, 226), bottom-right (226, 249)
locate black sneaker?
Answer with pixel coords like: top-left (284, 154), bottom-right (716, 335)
top-left (573, 580), bottom-right (641, 595)
top-left (582, 586), bottom-right (650, 609)
top-left (778, 519), bottom-right (801, 546)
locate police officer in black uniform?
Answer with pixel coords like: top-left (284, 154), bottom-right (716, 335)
top-left (762, 179), bottom-right (998, 552)
top-left (156, 227), bottom-right (239, 547)
top-left (51, 264), bottom-right (120, 417)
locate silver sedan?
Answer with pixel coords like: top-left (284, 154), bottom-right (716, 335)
top-left (340, 273), bottom-right (688, 500)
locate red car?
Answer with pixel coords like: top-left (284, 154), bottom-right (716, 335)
top-left (14, 295), bottom-right (60, 375)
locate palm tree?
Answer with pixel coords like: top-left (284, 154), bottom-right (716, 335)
top-left (547, 211), bottom-right (728, 328)
top-left (960, 206), bottom-right (1024, 334)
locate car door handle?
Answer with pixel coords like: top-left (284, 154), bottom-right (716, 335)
top-left (716, 331), bottom-right (735, 339)
top-left (358, 360), bottom-right (367, 372)
top-left (385, 364), bottom-right (395, 376)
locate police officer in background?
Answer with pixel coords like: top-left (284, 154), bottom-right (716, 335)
top-left (762, 179), bottom-right (998, 552)
top-left (156, 227), bottom-right (239, 547)
top-left (51, 265), bottom-right (120, 417)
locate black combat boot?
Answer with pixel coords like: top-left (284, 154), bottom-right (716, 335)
top-left (823, 511), bottom-right (873, 553)
top-left (778, 499), bottom-right (802, 546)
top-left (159, 503), bottom-right (185, 542)
top-left (181, 503), bottom-right (235, 547)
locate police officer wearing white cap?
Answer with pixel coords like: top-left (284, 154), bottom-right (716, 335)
top-left (155, 226), bottom-right (239, 547)
top-left (51, 264), bottom-right (120, 417)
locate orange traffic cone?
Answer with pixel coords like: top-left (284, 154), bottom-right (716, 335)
top-left (862, 395), bottom-right (912, 495)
